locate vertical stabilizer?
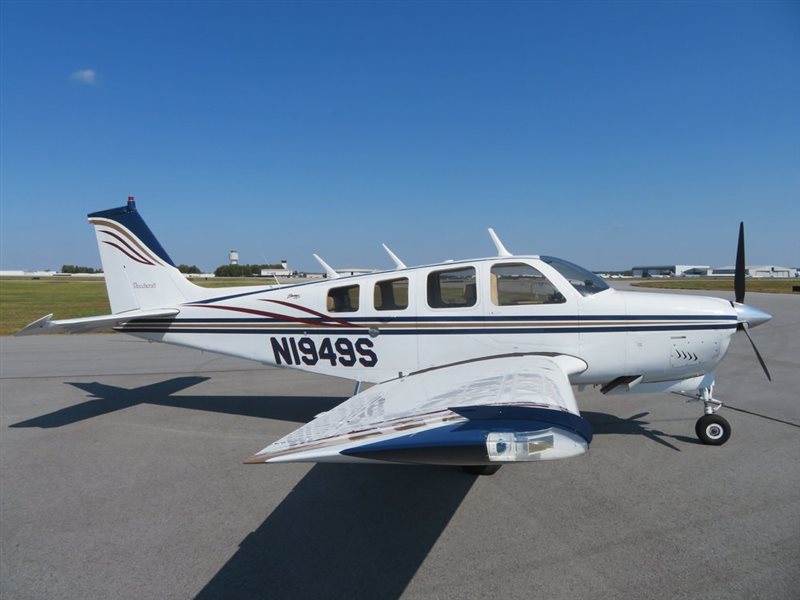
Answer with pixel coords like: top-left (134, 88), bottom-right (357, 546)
top-left (88, 197), bottom-right (204, 313)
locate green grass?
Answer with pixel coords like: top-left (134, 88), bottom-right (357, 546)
top-left (3, 275), bottom-right (796, 336)
top-left (0, 276), bottom-right (275, 336)
top-left (632, 277), bottom-right (799, 294)
top-left (183, 276), bottom-right (277, 288)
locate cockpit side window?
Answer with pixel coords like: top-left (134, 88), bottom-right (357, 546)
top-left (490, 263), bottom-right (565, 305)
top-left (540, 256), bottom-right (610, 296)
top-left (427, 267), bottom-right (477, 308)
top-left (327, 284), bottom-right (360, 312)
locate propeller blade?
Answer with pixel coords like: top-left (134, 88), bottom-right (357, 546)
top-left (734, 221), bottom-right (746, 303)
top-left (742, 322), bottom-right (772, 381)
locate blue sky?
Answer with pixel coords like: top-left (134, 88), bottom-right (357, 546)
top-left (1, 1), bottom-right (798, 272)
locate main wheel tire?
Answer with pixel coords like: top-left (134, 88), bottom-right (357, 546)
top-left (463, 465), bottom-right (502, 476)
top-left (695, 414), bottom-right (731, 446)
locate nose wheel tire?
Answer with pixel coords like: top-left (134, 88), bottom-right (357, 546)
top-left (695, 414), bottom-right (731, 446)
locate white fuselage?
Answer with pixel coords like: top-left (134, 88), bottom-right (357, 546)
top-left (118, 256), bottom-right (738, 389)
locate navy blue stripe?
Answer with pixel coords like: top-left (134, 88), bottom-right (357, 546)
top-left (316, 314), bottom-right (737, 323)
top-left (361, 315), bottom-right (735, 322)
top-left (133, 314), bottom-right (736, 325)
top-left (191, 290), bottom-right (271, 304)
top-left (120, 323), bottom-right (737, 335)
top-left (190, 280), bottom-right (322, 304)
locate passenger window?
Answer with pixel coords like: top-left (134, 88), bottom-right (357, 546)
top-left (327, 284), bottom-right (360, 312)
top-left (374, 277), bottom-right (409, 311)
top-left (490, 263), bottom-right (565, 305)
top-left (427, 267), bottom-right (477, 308)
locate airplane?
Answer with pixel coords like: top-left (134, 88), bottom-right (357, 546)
top-left (18, 197), bottom-right (772, 474)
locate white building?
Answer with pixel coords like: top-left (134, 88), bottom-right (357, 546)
top-left (631, 265), bottom-right (710, 277)
top-left (293, 268), bottom-right (378, 279)
top-left (260, 268), bottom-right (293, 277)
top-left (261, 260), bottom-right (294, 278)
top-left (335, 268), bottom-right (380, 277)
top-left (711, 265), bottom-right (797, 278)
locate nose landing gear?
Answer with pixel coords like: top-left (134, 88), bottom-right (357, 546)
top-left (695, 413), bottom-right (731, 445)
top-left (694, 383), bottom-right (731, 446)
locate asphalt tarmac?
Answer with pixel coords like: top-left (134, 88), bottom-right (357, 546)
top-left (1, 287), bottom-right (798, 600)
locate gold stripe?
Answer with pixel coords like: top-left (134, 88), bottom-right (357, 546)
top-left (89, 218), bottom-right (164, 266)
top-left (121, 319), bottom-right (720, 331)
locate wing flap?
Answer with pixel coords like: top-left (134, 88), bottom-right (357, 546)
top-left (15, 308), bottom-right (180, 336)
top-left (246, 354), bottom-right (591, 466)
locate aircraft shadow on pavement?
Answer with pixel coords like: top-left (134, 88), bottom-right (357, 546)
top-left (9, 379), bottom-right (699, 452)
top-left (582, 410), bottom-right (698, 450)
top-left (9, 377), bottom-right (346, 428)
top-left (194, 463), bottom-right (477, 600)
top-left (8, 381), bottom-right (695, 599)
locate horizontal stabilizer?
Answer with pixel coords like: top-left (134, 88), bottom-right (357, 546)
top-left (16, 308), bottom-right (179, 336)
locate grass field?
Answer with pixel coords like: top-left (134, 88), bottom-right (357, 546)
top-left (0, 277), bottom-right (275, 336)
top-left (631, 277), bottom-right (799, 294)
top-left (2, 275), bottom-right (797, 337)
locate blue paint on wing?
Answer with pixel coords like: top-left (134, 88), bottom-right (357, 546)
top-left (450, 405), bottom-right (593, 443)
top-left (342, 407), bottom-right (593, 464)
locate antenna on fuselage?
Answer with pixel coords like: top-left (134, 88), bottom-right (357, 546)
top-left (313, 253), bottom-right (340, 279)
top-left (382, 244), bottom-right (407, 269)
top-left (488, 228), bottom-right (512, 257)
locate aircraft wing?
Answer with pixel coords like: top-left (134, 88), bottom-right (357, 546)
top-left (15, 308), bottom-right (180, 336)
top-left (246, 354), bottom-right (592, 466)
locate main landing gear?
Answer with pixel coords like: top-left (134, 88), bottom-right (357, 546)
top-left (693, 383), bottom-right (731, 446)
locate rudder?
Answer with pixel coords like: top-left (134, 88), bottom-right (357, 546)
top-left (88, 197), bottom-right (204, 313)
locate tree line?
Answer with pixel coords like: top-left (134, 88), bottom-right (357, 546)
top-left (61, 265), bottom-right (102, 274)
top-left (59, 263), bottom-right (283, 277)
top-left (213, 264), bottom-right (283, 277)
top-left (177, 264), bottom-right (202, 274)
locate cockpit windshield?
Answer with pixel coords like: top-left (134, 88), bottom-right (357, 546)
top-left (540, 256), bottom-right (610, 297)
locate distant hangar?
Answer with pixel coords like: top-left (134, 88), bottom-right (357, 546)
top-left (631, 264), bottom-right (798, 278)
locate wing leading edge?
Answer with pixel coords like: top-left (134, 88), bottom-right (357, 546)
top-left (246, 354), bottom-right (591, 466)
